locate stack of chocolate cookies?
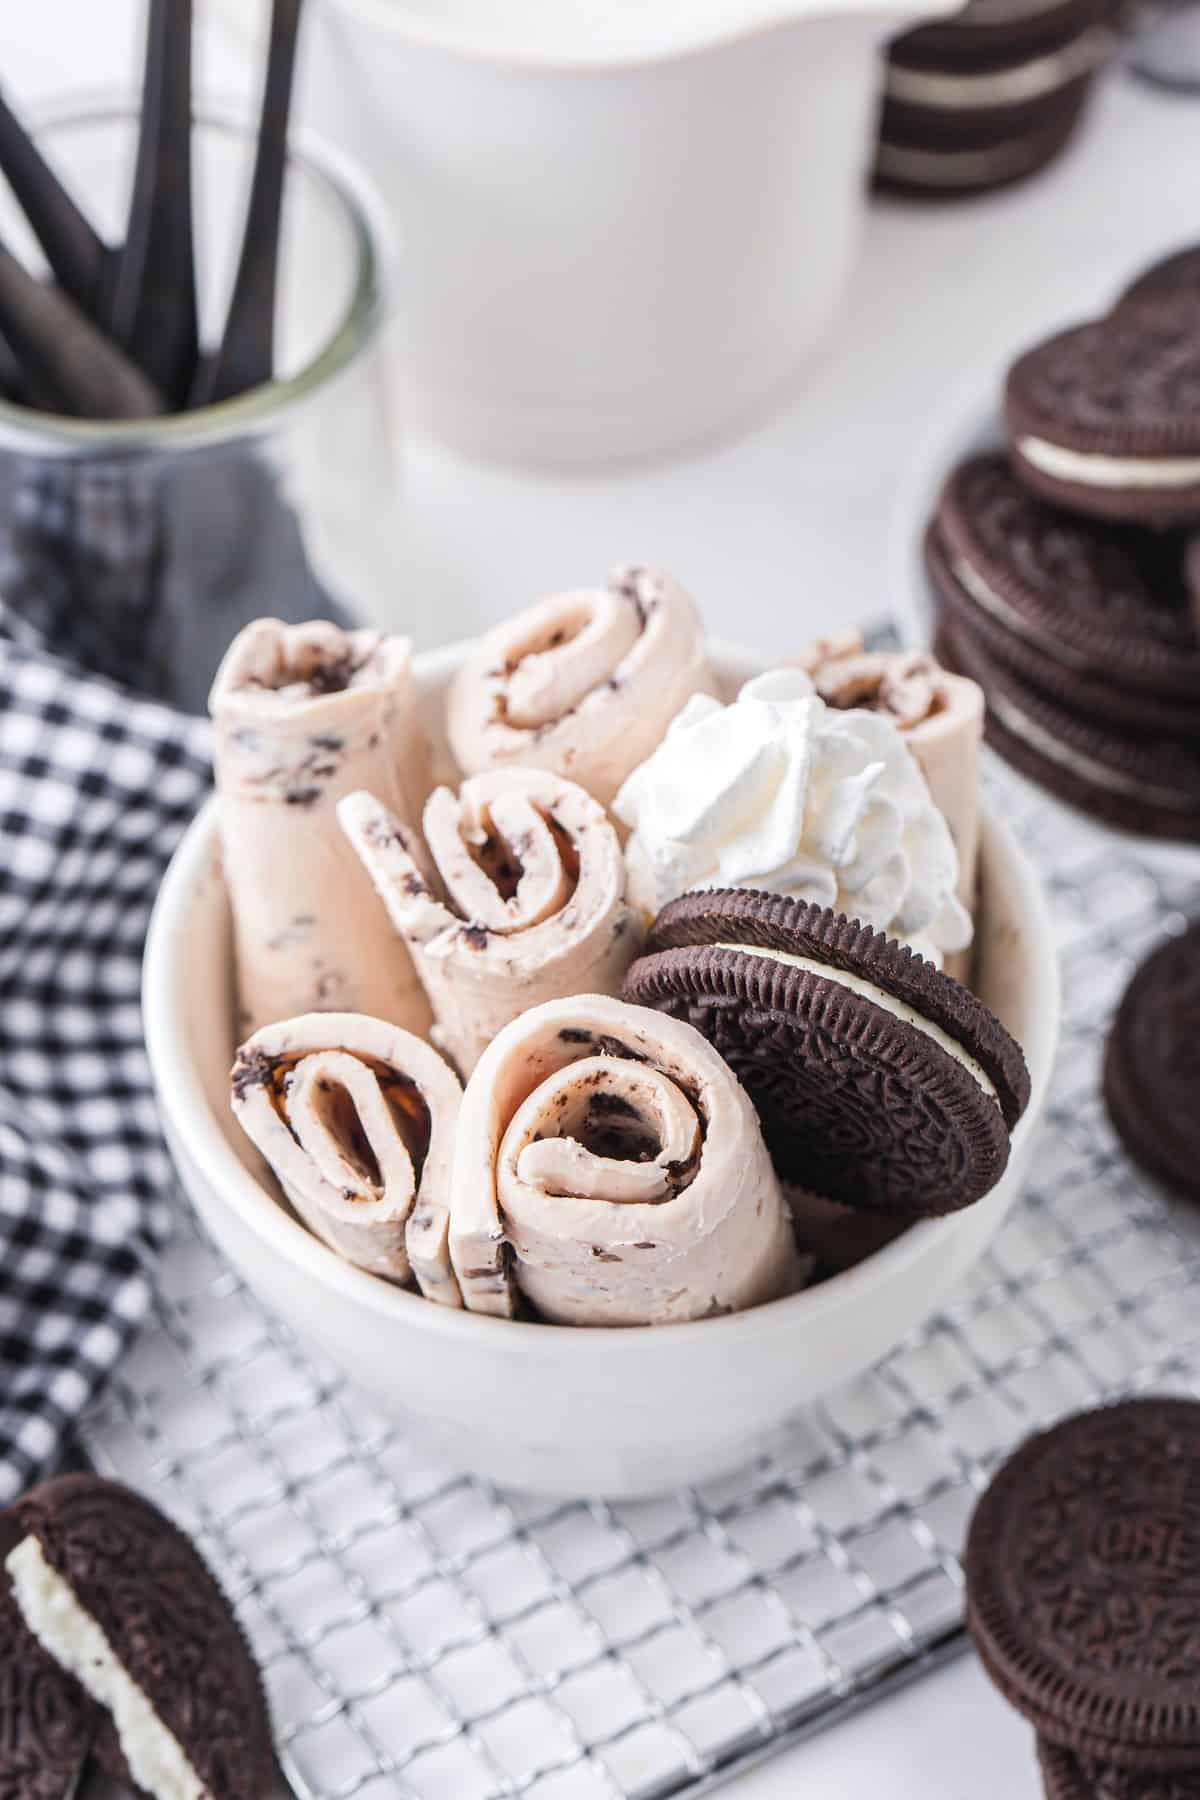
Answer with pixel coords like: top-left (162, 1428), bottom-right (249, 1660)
top-left (926, 245), bottom-right (1200, 843)
top-left (876, 0), bottom-right (1116, 199)
top-left (966, 1397), bottom-right (1200, 1797)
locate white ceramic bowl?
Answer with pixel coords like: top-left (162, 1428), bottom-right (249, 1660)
top-left (144, 642), bottom-right (1059, 1499)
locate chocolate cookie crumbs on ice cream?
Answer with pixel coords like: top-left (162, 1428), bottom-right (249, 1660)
top-left (210, 618), bottom-right (434, 1037)
top-left (340, 768), bottom-right (642, 1075)
top-left (446, 993), bottom-right (808, 1324)
top-left (445, 567), bottom-right (719, 809)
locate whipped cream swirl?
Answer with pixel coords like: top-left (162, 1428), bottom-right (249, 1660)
top-left (613, 669), bottom-right (972, 965)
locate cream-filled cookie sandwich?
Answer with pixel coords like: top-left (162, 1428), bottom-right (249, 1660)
top-left (625, 891), bottom-right (1029, 1216)
top-left (5, 1475), bottom-right (274, 1800)
top-left (339, 770), bottom-right (642, 1076)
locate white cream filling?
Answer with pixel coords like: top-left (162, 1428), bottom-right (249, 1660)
top-left (716, 942), bottom-right (999, 1104)
top-left (886, 30), bottom-right (1109, 110)
top-left (5, 1537), bottom-right (208, 1800)
top-left (876, 136), bottom-right (1045, 186)
top-left (1018, 436), bottom-right (1200, 491)
top-left (987, 688), bottom-right (1198, 811)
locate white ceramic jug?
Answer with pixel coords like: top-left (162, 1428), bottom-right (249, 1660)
top-left (223, 0), bottom-right (959, 464)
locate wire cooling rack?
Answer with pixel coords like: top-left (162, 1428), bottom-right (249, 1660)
top-left (81, 758), bottom-right (1200, 1800)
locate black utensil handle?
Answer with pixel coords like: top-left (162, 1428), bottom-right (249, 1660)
top-left (194, 0), bottom-right (304, 406)
top-left (0, 239), bottom-right (164, 419)
top-left (109, 0), bottom-right (199, 406)
top-left (0, 88), bottom-right (115, 321)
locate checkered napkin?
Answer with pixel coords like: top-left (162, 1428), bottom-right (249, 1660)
top-left (0, 459), bottom-right (213, 1505)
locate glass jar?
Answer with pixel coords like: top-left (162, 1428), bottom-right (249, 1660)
top-left (0, 97), bottom-right (400, 710)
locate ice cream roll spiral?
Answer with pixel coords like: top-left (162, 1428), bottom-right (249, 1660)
top-left (210, 618), bottom-right (433, 1038)
top-left (447, 994), bottom-right (808, 1326)
top-left (339, 770), bottom-right (643, 1076)
top-left (231, 1012), bottom-right (463, 1299)
top-left (444, 566), bottom-right (719, 809)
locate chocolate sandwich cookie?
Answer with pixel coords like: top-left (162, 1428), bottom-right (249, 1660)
top-left (622, 891), bottom-right (1029, 1216)
top-left (1118, 244), bottom-right (1200, 312)
top-left (883, 4), bottom-right (1111, 138)
top-left (927, 452), bottom-right (1200, 735)
top-left (875, 88), bottom-right (1092, 199)
top-left (1006, 297), bottom-right (1200, 524)
top-left (936, 615), bottom-right (1200, 841)
top-left (0, 1510), bottom-right (96, 1798)
top-left (1104, 921), bottom-right (1200, 1204)
top-left (966, 1398), bottom-right (1200, 1772)
top-left (893, 0), bottom-right (1108, 60)
top-left (1039, 1741), bottom-right (1200, 1800)
top-left (5, 1474), bottom-right (275, 1800)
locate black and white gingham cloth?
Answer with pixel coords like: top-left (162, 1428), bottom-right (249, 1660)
top-left (0, 459), bottom-right (212, 1504)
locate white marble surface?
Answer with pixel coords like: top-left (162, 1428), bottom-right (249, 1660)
top-left (9, 7), bottom-right (1200, 1796)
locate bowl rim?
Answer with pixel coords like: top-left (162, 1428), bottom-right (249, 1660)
top-left (143, 639), bottom-right (1060, 1354)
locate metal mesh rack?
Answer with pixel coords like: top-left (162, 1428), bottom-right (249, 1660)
top-left (82, 759), bottom-right (1200, 1800)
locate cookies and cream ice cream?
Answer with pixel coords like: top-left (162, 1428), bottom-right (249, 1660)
top-left (448, 994), bottom-right (807, 1325)
top-left (339, 770), bottom-right (642, 1075)
top-left (445, 566), bottom-right (719, 809)
top-left (613, 668), bottom-right (972, 968)
top-left (231, 1011), bottom-right (463, 1299)
top-left (794, 630), bottom-right (985, 929)
top-left (210, 619), bottom-right (433, 1038)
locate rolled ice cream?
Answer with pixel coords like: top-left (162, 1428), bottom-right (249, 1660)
top-left (445, 567), bottom-right (719, 809)
top-left (231, 1011), bottom-right (463, 1299)
top-left (210, 619), bottom-right (433, 1036)
top-left (339, 769), bottom-right (642, 1075)
top-left (447, 994), bottom-right (807, 1326)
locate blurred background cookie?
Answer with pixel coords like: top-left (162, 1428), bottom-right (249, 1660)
top-left (925, 452), bottom-right (1200, 734)
top-left (936, 610), bottom-right (1200, 841)
top-left (1005, 295), bottom-right (1200, 524)
top-left (1118, 240), bottom-right (1200, 308)
top-left (1104, 919), bottom-right (1200, 1204)
top-left (876, 0), bottom-right (1115, 198)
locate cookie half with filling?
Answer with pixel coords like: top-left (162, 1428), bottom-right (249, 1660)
top-left (1005, 297), bottom-right (1200, 525)
top-left (5, 1474), bottom-right (275, 1800)
top-left (623, 890), bottom-right (1029, 1216)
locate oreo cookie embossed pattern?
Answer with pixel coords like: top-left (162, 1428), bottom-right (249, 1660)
top-left (623, 889), bottom-right (1029, 1217)
top-left (926, 245), bottom-right (1200, 840)
top-left (967, 1399), bottom-right (1200, 1788)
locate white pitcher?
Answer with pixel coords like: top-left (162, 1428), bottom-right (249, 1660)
top-left (224, 0), bottom-right (960, 464)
